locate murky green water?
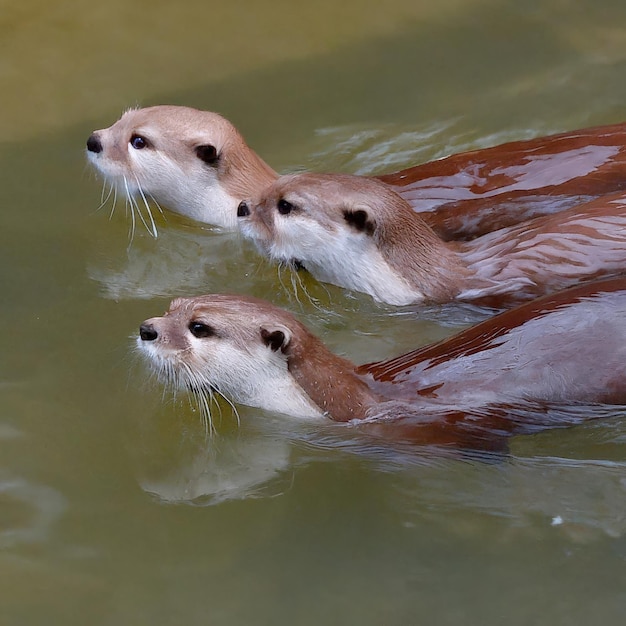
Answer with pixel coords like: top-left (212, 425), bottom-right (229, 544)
top-left (2, 0), bottom-right (626, 623)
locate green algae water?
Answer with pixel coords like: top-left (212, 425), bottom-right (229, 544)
top-left (2, 0), bottom-right (626, 623)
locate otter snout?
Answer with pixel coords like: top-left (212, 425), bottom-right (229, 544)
top-left (139, 323), bottom-right (158, 341)
top-left (86, 133), bottom-right (103, 154)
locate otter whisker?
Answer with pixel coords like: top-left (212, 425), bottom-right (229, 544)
top-left (96, 181), bottom-right (114, 212)
top-left (130, 182), bottom-right (157, 238)
top-left (126, 197), bottom-right (136, 243)
top-left (208, 388), bottom-right (224, 426)
top-left (213, 388), bottom-right (241, 428)
top-left (140, 353), bottom-right (184, 410)
top-left (202, 383), bottom-right (220, 436)
top-left (133, 174), bottom-right (158, 238)
top-left (292, 268), bottom-right (328, 314)
top-left (128, 192), bottom-right (150, 245)
top-left (277, 260), bottom-right (328, 313)
top-left (165, 361), bottom-right (180, 401)
top-left (288, 266), bottom-right (304, 309)
top-left (147, 192), bottom-right (166, 218)
top-left (109, 185), bottom-right (119, 221)
top-left (313, 274), bottom-right (333, 301)
top-left (195, 389), bottom-right (214, 437)
top-left (245, 252), bottom-right (269, 280)
top-left (276, 264), bottom-right (289, 298)
top-left (277, 262), bottom-right (300, 307)
top-left (181, 362), bottom-right (216, 436)
top-left (123, 175), bottom-right (156, 243)
top-left (99, 180), bottom-right (107, 206)
top-left (179, 361), bottom-right (243, 434)
top-left (163, 378), bottom-right (174, 405)
top-left (123, 176), bottom-right (138, 244)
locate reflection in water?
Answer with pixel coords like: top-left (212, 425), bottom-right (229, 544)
top-left (128, 387), bottom-right (626, 544)
top-left (127, 391), bottom-right (296, 505)
top-left (308, 119), bottom-right (459, 175)
top-left (88, 217), bottom-right (495, 326)
top-left (0, 471), bottom-right (66, 548)
top-left (393, 453), bottom-right (626, 541)
top-left (5, 0), bottom-right (626, 621)
top-left (288, 415), bottom-right (626, 541)
top-left (305, 120), bottom-right (570, 180)
top-left (306, 118), bottom-right (548, 176)
top-left (88, 226), bottom-right (249, 300)
top-left (0, 421), bottom-right (66, 548)
top-left (138, 432), bottom-right (292, 505)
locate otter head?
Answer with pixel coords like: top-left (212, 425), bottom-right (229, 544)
top-left (137, 294), bottom-right (326, 419)
top-left (137, 293), bottom-right (378, 422)
top-left (240, 173), bottom-right (462, 305)
top-left (86, 105), bottom-right (277, 230)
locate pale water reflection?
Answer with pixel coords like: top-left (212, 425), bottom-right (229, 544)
top-left (2, 0), bottom-right (626, 624)
top-left (0, 471), bottom-right (66, 549)
top-left (136, 431), bottom-right (293, 506)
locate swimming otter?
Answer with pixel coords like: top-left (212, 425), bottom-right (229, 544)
top-left (240, 173), bottom-right (626, 307)
top-left (86, 105), bottom-right (626, 237)
top-left (137, 278), bottom-right (626, 450)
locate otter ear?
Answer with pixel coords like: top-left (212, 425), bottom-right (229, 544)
top-left (260, 324), bottom-right (292, 353)
top-left (342, 208), bottom-right (375, 235)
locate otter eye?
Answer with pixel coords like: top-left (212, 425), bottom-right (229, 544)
top-left (130, 134), bottom-right (150, 150)
top-left (188, 321), bottom-right (215, 338)
top-left (277, 199), bottom-right (295, 215)
top-left (195, 144), bottom-right (219, 165)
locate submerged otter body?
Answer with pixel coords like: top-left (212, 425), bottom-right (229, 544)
top-left (137, 278), bottom-right (626, 450)
top-left (241, 173), bottom-right (626, 307)
top-left (87, 105), bottom-right (626, 237)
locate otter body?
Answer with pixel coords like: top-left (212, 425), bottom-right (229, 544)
top-left (241, 173), bottom-right (626, 307)
top-left (137, 278), bottom-right (626, 449)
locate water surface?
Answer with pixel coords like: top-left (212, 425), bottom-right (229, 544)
top-left (2, 0), bottom-right (626, 623)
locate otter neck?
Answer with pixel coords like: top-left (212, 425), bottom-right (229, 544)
top-left (225, 144), bottom-right (277, 199)
top-left (286, 335), bottom-right (380, 422)
top-left (374, 211), bottom-right (472, 303)
top-left (176, 146), bottom-right (277, 230)
top-left (218, 145), bottom-right (278, 229)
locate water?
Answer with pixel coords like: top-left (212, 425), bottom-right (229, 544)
top-left (2, 0), bottom-right (626, 623)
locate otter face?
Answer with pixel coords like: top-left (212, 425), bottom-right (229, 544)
top-left (137, 294), bottom-right (324, 419)
top-left (240, 173), bottom-right (424, 304)
top-left (241, 173), bottom-right (378, 263)
top-left (86, 106), bottom-right (267, 230)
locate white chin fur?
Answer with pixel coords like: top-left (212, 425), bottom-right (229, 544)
top-left (269, 219), bottom-right (422, 305)
top-left (89, 150), bottom-right (239, 230)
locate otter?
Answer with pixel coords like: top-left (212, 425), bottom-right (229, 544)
top-left (136, 278), bottom-right (626, 450)
top-left (86, 106), bottom-right (276, 230)
top-left (86, 106), bottom-right (626, 238)
top-left (239, 173), bottom-right (626, 307)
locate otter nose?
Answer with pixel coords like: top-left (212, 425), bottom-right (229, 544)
top-left (86, 133), bottom-right (103, 154)
top-left (139, 323), bottom-right (158, 341)
top-left (237, 201), bottom-right (250, 217)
